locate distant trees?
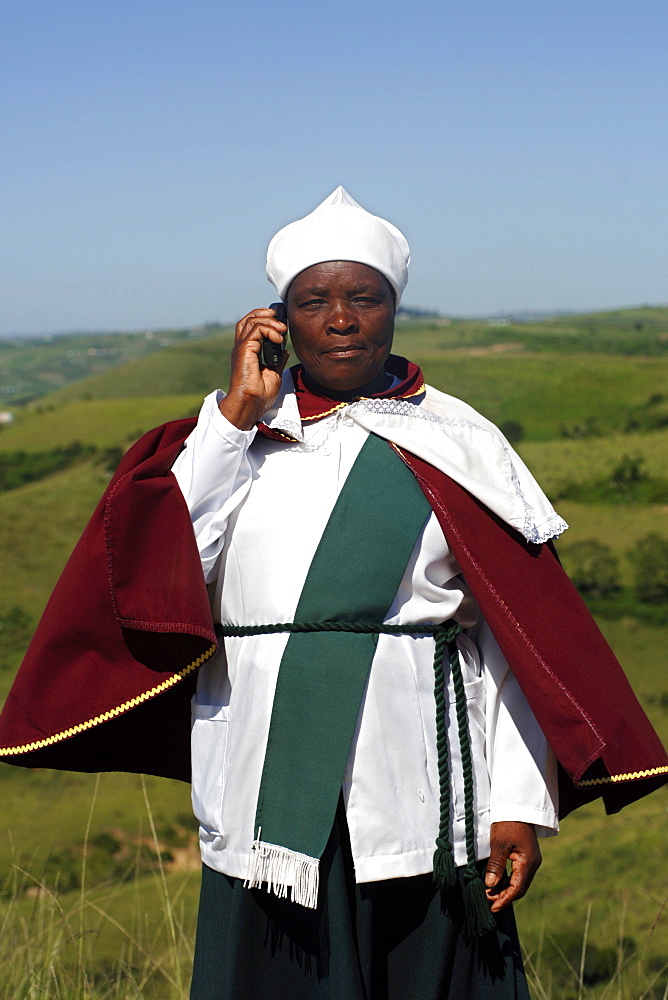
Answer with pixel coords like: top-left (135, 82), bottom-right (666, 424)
top-left (0, 442), bottom-right (124, 492)
top-left (557, 393), bottom-right (668, 438)
top-left (561, 533), bottom-right (668, 612)
top-left (628, 533), bottom-right (668, 604)
top-left (609, 454), bottom-right (647, 492)
top-left (559, 417), bottom-right (601, 440)
top-left (499, 420), bottom-right (524, 444)
top-left (561, 540), bottom-right (620, 598)
top-left (0, 442), bottom-right (95, 491)
top-left (555, 455), bottom-right (668, 504)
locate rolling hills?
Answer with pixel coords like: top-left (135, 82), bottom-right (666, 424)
top-left (0, 306), bottom-right (666, 999)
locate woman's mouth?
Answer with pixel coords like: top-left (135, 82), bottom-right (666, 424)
top-left (323, 345), bottom-right (366, 359)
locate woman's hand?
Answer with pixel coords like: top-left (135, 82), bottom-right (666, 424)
top-left (219, 308), bottom-right (288, 430)
top-left (484, 821), bottom-right (542, 912)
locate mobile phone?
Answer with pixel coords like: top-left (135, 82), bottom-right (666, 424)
top-left (262, 302), bottom-right (288, 370)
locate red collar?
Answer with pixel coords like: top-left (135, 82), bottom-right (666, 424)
top-left (258, 356), bottom-right (425, 441)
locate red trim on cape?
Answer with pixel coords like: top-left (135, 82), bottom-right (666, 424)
top-left (257, 357), bottom-right (425, 441)
top-left (0, 386), bottom-right (665, 814)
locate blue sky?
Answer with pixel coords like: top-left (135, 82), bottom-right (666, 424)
top-left (1, 0), bottom-right (666, 334)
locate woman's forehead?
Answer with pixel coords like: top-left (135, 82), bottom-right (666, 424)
top-left (288, 261), bottom-right (392, 295)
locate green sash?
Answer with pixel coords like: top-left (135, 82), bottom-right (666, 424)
top-left (243, 433), bottom-right (431, 905)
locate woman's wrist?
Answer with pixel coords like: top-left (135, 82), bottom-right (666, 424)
top-left (218, 390), bottom-right (265, 431)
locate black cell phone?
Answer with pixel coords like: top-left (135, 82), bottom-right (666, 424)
top-left (262, 302), bottom-right (288, 370)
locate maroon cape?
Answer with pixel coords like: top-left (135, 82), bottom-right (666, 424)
top-left (1, 367), bottom-right (666, 818)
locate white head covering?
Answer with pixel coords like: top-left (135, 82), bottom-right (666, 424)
top-left (266, 186), bottom-right (410, 304)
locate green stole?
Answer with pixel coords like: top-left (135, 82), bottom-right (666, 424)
top-left (243, 433), bottom-right (431, 906)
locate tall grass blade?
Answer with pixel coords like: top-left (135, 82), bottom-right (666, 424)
top-left (79, 770), bottom-right (101, 996)
top-left (140, 774), bottom-right (186, 998)
top-left (578, 901), bottom-right (592, 1000)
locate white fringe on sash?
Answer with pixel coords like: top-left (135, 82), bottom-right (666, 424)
top-left (244, 828), bottom-right (320, 909)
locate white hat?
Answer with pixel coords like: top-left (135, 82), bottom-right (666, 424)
top-left (266, 186), bottom-right (410, 304)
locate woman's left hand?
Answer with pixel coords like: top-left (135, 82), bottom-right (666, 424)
top-left (484, 821), bottom-right (542, 912)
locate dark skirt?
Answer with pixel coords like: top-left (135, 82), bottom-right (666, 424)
top-left (190, 805), bottom-right (530, 1000)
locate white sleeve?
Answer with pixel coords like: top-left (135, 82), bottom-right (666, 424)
top-left (171, 390), bottom-right (257, 584)
top-left (477, 619), bottom-right (560, 837)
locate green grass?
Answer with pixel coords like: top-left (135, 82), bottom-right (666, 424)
top-left (399, 304), bottom-right (668, 357)
top-left (398, 347), bottom-right (668, 441)
top-left (42, 333), bottom-right (235, 404)
top-left (0, 395), bottom-right (203, 451)
top-left (518, 790), bottom-right (668, 1000)
top-left (0, 774), bottom-right (199, 999)
top-left (0, 769), bottom-right (194, 880)
top-left (593, 619), bottom-right (668, 742)
top-left (551, 501), bottom-right (668, 587)
top-left (0, 325), bottom-right (229, 407)
top-left (518, 430), bottom-right (668, 498)
top-left (1, 870), bottom-right (199, 998)
top-left (0, 462), bottom-right (112, 629)
top-left (3, 350), bottom-right (667, 449)
top-left (394, 305), bottom-right (668, 343)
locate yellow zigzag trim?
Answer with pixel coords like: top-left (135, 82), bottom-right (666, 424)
top-left (0, 643), bottom-right (216, 757)
top-left (577, 765), bottom-right (668, 787)
top-left (392, 380), bottom-right (426, 401)
top-left (301, 401), bottom-right (348, 422)
top-left (269, 428), bottom-right (299, 442)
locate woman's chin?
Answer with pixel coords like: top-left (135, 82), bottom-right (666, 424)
top-left (302, 364), bottom-right (391, 399)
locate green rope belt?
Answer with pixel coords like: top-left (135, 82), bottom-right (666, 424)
top-left (219, 619), bottom-right (496, 937)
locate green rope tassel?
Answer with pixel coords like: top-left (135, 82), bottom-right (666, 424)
top-left (432, 836), bottom-right (457, 891)
top-left (431, 624), bottom-right (460, 893)
top-left (462, 867), bottom-right (497, 937)
top-left (449, 638), bottom-right (496, 937)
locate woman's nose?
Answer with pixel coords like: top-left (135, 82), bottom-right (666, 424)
top-left (327, 301), bottom-right (357, 334)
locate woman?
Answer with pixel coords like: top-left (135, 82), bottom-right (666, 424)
top-left (0, 189), bottom-right (665, 999)
top-left (168, 189), bottom-right (662, 997)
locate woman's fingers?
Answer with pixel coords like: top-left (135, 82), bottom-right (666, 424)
top-left (221, 307), bottom-right (288, 430)
top-left (484, 821), bottom-right (542, 912)
top-left (231, 309), bottom-right (287, 372)
top-left (235, 308), bottom-right (287, 348)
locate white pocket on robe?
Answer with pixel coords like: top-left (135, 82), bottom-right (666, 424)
top-left (191, 699), bottom-right (230, 835)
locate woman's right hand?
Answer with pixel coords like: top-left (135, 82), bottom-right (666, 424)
top-left (219, 307), bottom-right (288, 430)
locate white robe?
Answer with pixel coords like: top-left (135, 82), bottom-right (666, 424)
top-left (172, 387), bottom-right (560, 886)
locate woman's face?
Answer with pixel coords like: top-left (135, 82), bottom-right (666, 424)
top-left (285, 261), bottom-right (395, 394)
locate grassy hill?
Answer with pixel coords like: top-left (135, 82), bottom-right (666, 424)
top-left (41, 332), bottom-right (235, 404)
top-left (3, 350), bottom-right (668, 450)
top-left (0, 395), bottom-right (204, 451)
top-left (1, 305), bottom-right (666, 402)
top-left (395, 304), bottom-right (668, 351)
top-left (0, 305), bottom-right (666, 998)
top-left (0, 307), bottom-right (663, 447)
top-left (0, 324), bottom-right (230, 407)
